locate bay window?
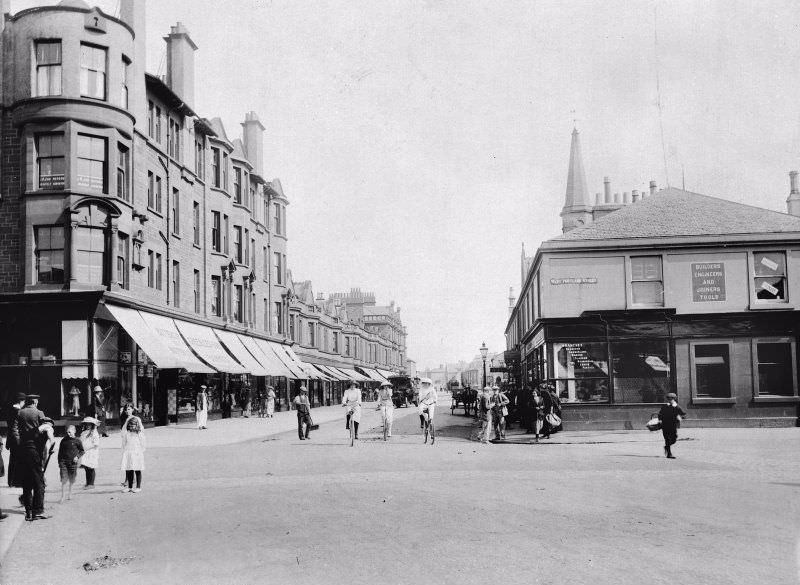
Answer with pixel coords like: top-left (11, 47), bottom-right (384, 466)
top-left (74, 227), bottom-right (106, 285)
top-left (76, 134), bottom-right (106, 192)
top-left (34, 226), bottom-right (65, 284)
top-left (35, 40), bottom-right (62, 97)
top-left (80, 44), bottom-right (106, 100)
top-left (36, 133), bottom-right (65, 190)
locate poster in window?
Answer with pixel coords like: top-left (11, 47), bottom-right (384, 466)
top-left (692, 262), bottom-right (726, 302)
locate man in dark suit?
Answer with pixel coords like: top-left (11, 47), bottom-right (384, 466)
top-left (5, 392), bottom-right (26, 491)
top-left (12, 394), bottom-right (49, 521)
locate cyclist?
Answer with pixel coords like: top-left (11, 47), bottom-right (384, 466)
top-left (375, 381), bottom-right (394, 438)
top-left (341, 381), bottom-right (362, 440)
top-left (417, 377), bottom-right (438, 429)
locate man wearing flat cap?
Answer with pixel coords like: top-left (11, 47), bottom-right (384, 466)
top-left (293, 386), bottom-right (313, 440)
top-left (12, 394), bottom-right (49, 520)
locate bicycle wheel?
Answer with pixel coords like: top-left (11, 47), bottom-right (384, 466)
top-left (423, 418), bottom-right (429, 444)
top-left (383, 412), bottom-right (388, 441)
top-left (350, 414), bottom-right (355, 447)
top-left (430, 420), bottom-right (435, 445)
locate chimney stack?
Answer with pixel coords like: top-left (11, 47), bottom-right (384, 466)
top-left (787, 171), bottom-right (800, 216)
top-left (508, 287), bottom-right (516, 315)
top-left (242, 111), bottom-right (265, 177)
top-left (164, 22), bottom-right (197, 108)
top-left (632, 190), bottom-right (640, 202)
top-left (603, 177), bottom-right (611, 203)
top-left (649, 180), bottom-right (657, 196)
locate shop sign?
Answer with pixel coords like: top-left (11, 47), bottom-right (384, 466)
top-left (137, 365), bottom-right (145, 377)
top-left (146, 365), bottom-right (154, 376)
top-left (490, 367), bottom-right (509, 373)
top-left (692, 262), bottom-right (726, 302)
top-left (119, 351), bottom-right (132, 364)
top-left (550, 277), bottom-right (597, 285)
top-left (533, 330), bottom-right (545, 348)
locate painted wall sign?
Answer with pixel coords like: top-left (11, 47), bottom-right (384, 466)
top-left (692, 262), bottom-right (726, 302)
top-left (550, 277), bottom-right (597, 285)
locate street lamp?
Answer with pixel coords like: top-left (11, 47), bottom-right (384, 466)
top-left (479, 342), bottom-right (488, 388)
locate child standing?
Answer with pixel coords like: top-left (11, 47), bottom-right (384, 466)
top-left (121, 416), bottom-right (146, 493)
top-left (79, 417), bottom-right (100, 488)
top-left (57, 425), bottom-right (84, 502)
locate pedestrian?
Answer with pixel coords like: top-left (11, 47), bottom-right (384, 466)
top-left (196, 385), bottom-right (209, 430)
top-left (91, 382), bottom-right (109, 437)
top-left (118, 404), bottom-right (135, 486)
top-left (548, 386), bottom-right (563, 433)
top-left (375, 381), bottom-right (395, 437)
top-left (5, 392), bottom-right (26, 495)
top-left (341, 382), bottom-right (362, 440)
top-left (471, 386), bottom-right (493, 443)
top-left (491, 386), bottom-right (510, 440)
top-left (256, 388), bottom-right (265, 418)
top-left (79, 417), bottom-right (100, 489)
top-left (221, 391), bottom-right (231, 419)
top-left (658, 392), bottom-right (687, 459)
top-left (57, 424), bottom-right (84, 503)
top-left (293, 386), bottom-right (313, 440)
top-left (121, 415), bottom-right (146, 492)
top-left (266, 386), bottom-right (276, 418)
top-left (11, 394), bottom-right (50, 521)
top-left (531, 388), bottom-right (544, 442)
top-left (539, 383), bottom-right (553, 439)
top-left (68, 385), bottom-right (81, 416)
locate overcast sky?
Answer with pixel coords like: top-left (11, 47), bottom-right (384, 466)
top-left (16, 1), bottom-right (800, 369)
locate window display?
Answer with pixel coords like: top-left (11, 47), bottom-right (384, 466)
top-left (553, 342), bottom-right (609, 403)
top-left (755, 341), bottom-right (795, 397)
top-left (610, 340), bottom-right (671, 403)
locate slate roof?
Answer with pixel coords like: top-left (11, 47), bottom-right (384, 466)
top-left (230, 138), bottom-right (248, 162)
top-left (208, 118), bottom-right (230, 145)
top-left (552, 188), bottom-right (800, 242)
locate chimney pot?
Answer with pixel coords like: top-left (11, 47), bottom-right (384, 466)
top-left (595, 193), bottom-right (603, 205)
top-left (614, 192), bottom-right (621, 204)
top-left (603, 176), bottom-right (611, 203)
top-left (623, 191), bottom-right (630, 204)
top-left (632, 190), bottom-right (640, 202)
top-left (787, 171), bottom-right (800, 216)
top-left (649, 180), bottom-right (657, 196)
top-left (791, 171), bottom-right (799, 195)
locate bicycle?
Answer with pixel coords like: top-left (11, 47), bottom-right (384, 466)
top-left (422, 406), bottom-right (435, 445)
top-left (345, 404), bottom-right (356, 447)
top-left (376, 403), bottom-right (390, 441)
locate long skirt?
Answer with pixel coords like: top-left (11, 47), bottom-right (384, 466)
top-left (266, 398), bottom-right (275, 416)
top-left (196, 409), bottom-right (208, 428)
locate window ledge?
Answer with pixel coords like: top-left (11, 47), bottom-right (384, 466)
top-left (691, 397), bottom-right (736, 405)
top-left (172, 232), bottom-right (181, 240)
top-left (193, 243), bottom-right (201, 250)
top-left (210, 186), bottom-right (230, 197)
top-left (147, 207), bottom-right (163, 218)
top-left (753, 395), bottom-right (800, 403)
top-left (748, 303), bottom-right (794, 310)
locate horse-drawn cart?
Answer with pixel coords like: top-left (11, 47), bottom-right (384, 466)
top-left (450, 386), bottom-right (477, 416)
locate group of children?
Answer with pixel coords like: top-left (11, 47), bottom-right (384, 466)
top-left (55, 405), bottom-right (147, 502)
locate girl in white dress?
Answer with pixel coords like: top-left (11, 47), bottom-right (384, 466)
top-left (341, 383), bottom-right (362, 439)
top-left (121, 416), bottom-right (146, 493)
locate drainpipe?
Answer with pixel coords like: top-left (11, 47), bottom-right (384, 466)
top-left (158, 155), bottom-right (170, 305)
top-left (264, 184), bottom-right (273, 335)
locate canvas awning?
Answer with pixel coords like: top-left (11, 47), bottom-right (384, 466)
top-left (376, 369), bottom-right (396, 382)
top-left (263, 341), bottom-right (306, 378)
top-left (314, 364), bottom-right (349, 382)
top-left (358, 367), bottom-right (385, 383)
top-left (240, 335), bottom-right (295, 378)
top-left (174, 320), bottom-right (247, 374)
top-left (309, 364), bottom-right (337, 382)
top-left (282, 345), bottom-right (325, 380)
top-left (214, 330), bottom-right (268, 376)
top-left (135, 310), bottom-right (215, 373)
top-left (336, 367), bottom-right (372, 382)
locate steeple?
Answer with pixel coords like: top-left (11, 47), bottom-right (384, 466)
top-left (560, 126), bottom-right (593, 233)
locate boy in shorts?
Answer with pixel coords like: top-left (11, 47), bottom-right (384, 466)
top-left (57, 425), bottom-right (84, 503)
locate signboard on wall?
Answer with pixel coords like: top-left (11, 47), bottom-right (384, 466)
top-left (692, 263), bottom-right (726, 302)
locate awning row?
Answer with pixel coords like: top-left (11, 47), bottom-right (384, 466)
top-left (105, 304), bottom-right (371, 380)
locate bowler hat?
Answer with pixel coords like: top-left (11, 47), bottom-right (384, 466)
top-left (13, 392), bottom-right (27, 402)
top-left (200, 385), bottom-right (207, 389)
top-left (26, 394), bottom-right (40, 399)
top-left (666, 392), bottom-right (677, 400)
top-left (300, 386), bottom-right (308, 393)
top-left (82, 416), bottom-right (99, 425)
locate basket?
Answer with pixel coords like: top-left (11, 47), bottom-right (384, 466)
top-left (645, 413), bottom-right (662, 432)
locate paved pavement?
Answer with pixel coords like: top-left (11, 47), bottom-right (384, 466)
top-left (1, 400), bottom-right (798, 585)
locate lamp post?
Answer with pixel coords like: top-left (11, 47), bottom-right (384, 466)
top-left (479, 342), bottom-right (488, 388)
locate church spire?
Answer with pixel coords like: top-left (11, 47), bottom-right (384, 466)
top-left (560, 126), bottom-right (593, 233)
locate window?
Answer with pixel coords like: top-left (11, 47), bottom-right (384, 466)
top-left (193, 269), bottom-right (200, 313)
top-left (36, 133), bottom-right (65, 190)
top-left (275, 302), bottom-right (284, 334)
top-left (630, 256), bottom-right (663, 306)
top-left (172, 261), bottom-right (180, 307)
top-left (274, 252), bottom-right (283, 285)
top-left (249, 186), bottom-right (256, 214)
top-left (244, 229), bottom-right (250, 265)
top-left (155, 176), bottom-right (162, 212)
top-left (754, 252), bottom-right (787, 302)
top-left (264, 198), bottom-right (269, 227)
top-left (155, 106), bottom-right (162, 142)
top-left (234, 226), bottom-right (242, 263)
top-left (35, 41), bottom-right (61, 96)
top-left (553, 342), bottom-right (610, 404)
top-left (121, 57), bottom-right (129, 108)
top-left (155, 253), bottom-right (162, 291)
top-left (75, 227), bottom-right (106, 285)
top-left (308, 322), bottom-right (316, 347)
top-left (345, 336), bottom-right (351, 357)
top-left (690, 342), bottom-right (733, 400)
top-left (116, 233), bottom-right (129, 289)
top-left (289, 315), bottom-right (295, 339)
top-left (263, 246), bottom-right (268, 281)
top-left (80, 44), bottom-right (106, 100)
top-left (34, 226), bottom-right (64, 284)
top-left (610, 340), bottom-right (671, 403)
top-left (250, 291), bottom-right (256, 325)
top-left (76, 134), bottom-right (106, 191)
top-left (195, 138), bottom-right (204, 178)
top-left (193, 202), bottom-right (200, 245)
top-left (234, 284), bottom-right (243, 323)
top-left (211, 211), bottom-right (221, 252)
top-left (168, 117), bottom-right (181, 160)
top-left (148, 101), bottom-right (154, 138)
top-left (283, 254), bottom-right (286, 284)
top-left (147, 250), bottom-right (154, 288)
top-left (233, 167), bottom-right (242, 203)
top-left (116, 143), bottom-right (130, 202)
top-left (273, 203), bottom-right (282, 235)
top-left (211, 275), bottom-right (221, 316)
top-left (250, 238), bottom-right (255, 269)
top-left (223, 215), bottom-right (229, 255)
top-left (333, 332), bottom-right (339, 353)
top-left (222, 152), bottom-right (229, 190)
top-left (211, 147), bottom-right (220, 187)
top-left (753, 339), bottom-right (796, 397)
top-left (172, 188), bottom-right (180, 234)
top-left (147, 171), bottom-right (154, 208)
top-left (265, 299), bottom-right (270, 331)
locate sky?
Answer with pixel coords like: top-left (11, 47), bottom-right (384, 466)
top-left (14, 1), bottom-right (800, 370)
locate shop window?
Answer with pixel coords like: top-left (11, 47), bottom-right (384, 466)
top-left (753, 339), bottom-right (796, 398)
top-left (234, 225), bottom-right (242, 263)
top-left (753, 251), bottom-right (787, 302)
top-left (80, 44), bottom-right (106, 100)
top-left (552, 341), bottom-right (609, 403)
top-left (75, 226), bottom-right (106, 285)
top-left (211, 275), bottom-right (221, 316)
top-left (116, 233), bottom-right (129, 289)
top-left (690, 342), bottom-right (733, 400)
top-left (193, 202), bottom-right (200, 245)
top-left (630, 256), bottom-right (663, 306)
top-left (233, 167), bottom-right (242, 203)
top-left (193, 269), bottom-right (200, 313)
top-left (172, 261), bottom-right (180, 307)
top-left (36, 133), bottom-right (65, 190)
top-left (35, 40), bottom-right (62, 97)
top-left (211, 147), bottom-right (220, 187)
top-left (234, 284), bottom-right (243, 322)
top-left (121, 57), bottom-right (129, 109)
top-left (76, 134), bottom-right (106, 192)
top-left (116, 143), bottom-right (130, 202)
top-left (610, 340), bottom-right (671, 403)
top-left (34, 225), bottom-right (65, 284)
top-left (211, 211), bottom-right (221, 252)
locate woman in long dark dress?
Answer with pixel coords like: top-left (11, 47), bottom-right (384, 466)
top-left (658, 392), bottom-right (687, 459)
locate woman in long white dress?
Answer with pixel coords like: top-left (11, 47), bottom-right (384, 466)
top-left (266, 386), bottom-right (276, 418)
top-left (341, 382), bottom-right (362, 439)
